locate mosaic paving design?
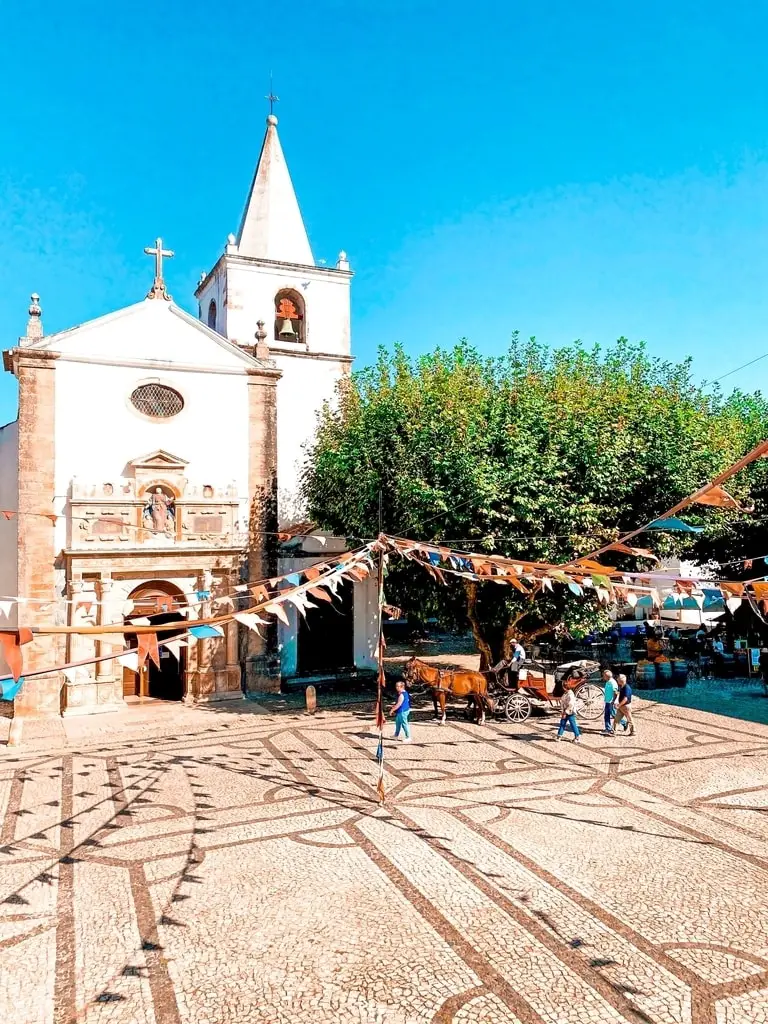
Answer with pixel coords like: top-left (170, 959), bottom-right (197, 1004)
top-left (1, 698), bottom-right (767, 1023)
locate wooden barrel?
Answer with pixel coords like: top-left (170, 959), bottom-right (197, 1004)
top-left (655, 659), bottom-right (673, 685)
top-left (671, 659), bottom-right (688, 687)
top-left (635, 661), bottom-right (656, 689)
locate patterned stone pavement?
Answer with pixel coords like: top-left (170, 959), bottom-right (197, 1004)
top-left (1, 695), bottom-right (767, 1024)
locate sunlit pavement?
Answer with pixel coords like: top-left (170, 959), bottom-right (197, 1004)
top-left (1, 694), bottom-right (767, 1023)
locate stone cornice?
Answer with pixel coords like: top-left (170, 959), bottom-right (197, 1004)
top-left (196, 253), bottom-right (353, 296)
top-left (271, 349), bottom-right (354, 365)
top-left (3, 347), bottom-right (60, 374)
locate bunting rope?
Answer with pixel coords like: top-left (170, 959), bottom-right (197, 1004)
top-left (559, 438), bottom-right (768, 569)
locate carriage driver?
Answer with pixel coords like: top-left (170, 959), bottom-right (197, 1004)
top-left (508, 638), bottom-right (526, 684)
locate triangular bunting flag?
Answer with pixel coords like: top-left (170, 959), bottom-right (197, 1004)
top-left (188, 624), bottom-right (225, 639)
top-left (163, 639), bottom-right (185, 661)
top-left (0, 628), bottom-right (32, 682)
top-left (233, 611), bottom-right (269, 631)
top-left (118, 651), bottom-right (140, 675)
top-left (264, 601), bottom-right (290, 626)
top-left (694, 485), bottom-right (749, 511)
top-left (726, 597), bottom-right (742, 614)
top-left (0, 600), bottom-right (13, 619)
top-left (308, 587), bottom-right (334, 603)
top-left (1, 510), bottom-right (15, 521)
top-left (137, 633), bottom-right (160, 670)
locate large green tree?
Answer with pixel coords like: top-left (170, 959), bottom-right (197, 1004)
top-left (302, 336), bottom-right (767, 665)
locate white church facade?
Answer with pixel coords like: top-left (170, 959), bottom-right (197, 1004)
top-left (0, 113), bottom-right (378, 718)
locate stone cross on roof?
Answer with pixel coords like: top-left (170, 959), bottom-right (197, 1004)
top-left (144, 237), bottom-right (174, 300)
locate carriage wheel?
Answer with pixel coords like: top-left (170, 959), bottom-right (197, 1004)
top-left (504, 693), bottom-right (532, 723)
top-left (575, 682), bottom-right (603, 720)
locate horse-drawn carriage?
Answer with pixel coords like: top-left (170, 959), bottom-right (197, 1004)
top-left (488, 658), bottom-right (603, 723)
top-left (403, 656), bottom-right (603, 725)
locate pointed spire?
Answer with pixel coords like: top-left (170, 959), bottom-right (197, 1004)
top-left (235, 115), bottom-right (314, 265)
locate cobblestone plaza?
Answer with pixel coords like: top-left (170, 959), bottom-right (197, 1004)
top-left (1, 694), bottom-right (767, 1023)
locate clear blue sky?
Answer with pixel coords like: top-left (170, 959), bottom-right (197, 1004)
top-left (2, 0), bottom-right (768, 423)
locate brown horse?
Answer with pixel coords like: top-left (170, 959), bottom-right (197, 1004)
top-left (402, 656), bottom-right (493, 725)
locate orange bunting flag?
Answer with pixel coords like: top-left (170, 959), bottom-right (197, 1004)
top-left (751, 582), bottom-right (768, 603)
top-left (251, 585), bottom-right (270, 603)
top-left (137, 633), bottom-right (160, 670)
top-left (1, 510), bottom-right (15, 521)
top-left (721, 582), bottom-right (745, 598)
top-left (44, 514), bottom-right (58, 524)
top-left (308, 587), bottom-right (333, 603)
top-left (694, 486), bottom-right (748, 511)
top-left (574, 559), bottom-right (616, 574)
top-left (264, 601), bottom-right (290, 626)
top-left (606, 542), bottom-right (659, 561)
top-left (0, 628), bottom-right (33, 682)
top-left (303, 566), bottom-right (322, 581)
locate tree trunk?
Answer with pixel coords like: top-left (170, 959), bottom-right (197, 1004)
top-left (464, 581), bottom-right (494, 670)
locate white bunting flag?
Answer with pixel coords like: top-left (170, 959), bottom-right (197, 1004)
top-left (128, 617), bottom-right (152, 626)
top-left (0, 600), bottom-right (13, 619)
top-left (726, 596), bottom-right (742, 614)
top-left (596, 587), bottom-right (610, 604)
top-left (163, 638), bottom-right (187, 661)
top-left (693, 592), bottom-right (706, 609)
top-left (233, 612), bottom-right (270, 631)
top-left (122, 599), bottom-right (135, 616)
top-left (117, 651), bottom-right (140, 672)
top-left (214, 595), bottom-right (235, 610)
top-left (62, 667), bottom-right (79, 683)
top-left (233, 584), bottom-right (249, 594)
top-left (541, 577), bottom-right (553, 592)
top-left (627, 592), bottom-right (638, 607)
top-left (264, 601), bottom-right (290, 626)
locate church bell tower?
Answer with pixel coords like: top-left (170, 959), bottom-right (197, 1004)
top-left (196, 112), bottom-right (353, 522)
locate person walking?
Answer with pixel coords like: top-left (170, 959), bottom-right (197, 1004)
top-left (389, 680), bottom-right (412, 742)
top-left (614, 674), bottom-right (635, 735)
top-left (555, 686), bottom-right (581, 743)
top-left (602, 669), bottom-right (618, 735)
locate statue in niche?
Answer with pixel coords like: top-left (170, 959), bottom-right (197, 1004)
top-left (143, 487), bottom-right (175, 536)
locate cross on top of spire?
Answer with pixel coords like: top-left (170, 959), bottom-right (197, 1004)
top-left (144, 237), bottom-right (174, 301)
top-left (265, 73), bottom-right (279, 120)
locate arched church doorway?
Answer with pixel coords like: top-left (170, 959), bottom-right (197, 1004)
top-left (124, 581), bottom-right (187, 701)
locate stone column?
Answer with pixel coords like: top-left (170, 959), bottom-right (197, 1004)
top-left (188, 571), bottom-right (214, 703)
top-left (245, 367), bottom-right (281, 693)
top-left (95, 579), bottom-right (113, 681)
top-left (11, 349), bottom-right (65, 716)
top-left (95, 578), bottom-right (122, 708)
top-left (225, 619), bottom-right (240, 694)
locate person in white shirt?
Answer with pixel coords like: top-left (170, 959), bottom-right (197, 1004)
top-left (556, 686), bottom-right (581, 743)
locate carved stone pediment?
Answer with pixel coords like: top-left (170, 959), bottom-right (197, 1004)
top-left (128, 449), bottom-right (189, 472)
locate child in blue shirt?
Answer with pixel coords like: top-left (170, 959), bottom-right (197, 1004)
top-left (390, 680), bottom-right (412, 743)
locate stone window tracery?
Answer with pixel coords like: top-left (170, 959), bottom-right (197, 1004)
top-left (130, 383), bottom-right (184, 419)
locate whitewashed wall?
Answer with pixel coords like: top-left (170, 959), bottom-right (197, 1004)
top-left (210, 259), bottom-right (351, 519)
top-left (48, 301), bottom-right (252, 552)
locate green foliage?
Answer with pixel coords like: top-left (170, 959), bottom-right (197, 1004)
top-left (302, 335), bottom-right (768, 658)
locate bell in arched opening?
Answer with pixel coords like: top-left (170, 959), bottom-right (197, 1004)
top-left (274, 291), bottom-right (304, 343)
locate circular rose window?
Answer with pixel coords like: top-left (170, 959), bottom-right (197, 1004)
top-left (130, 383), bottom-right (184, 419)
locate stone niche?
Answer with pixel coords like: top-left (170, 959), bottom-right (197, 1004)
top-left (69, 449), bottom-right (241, 548)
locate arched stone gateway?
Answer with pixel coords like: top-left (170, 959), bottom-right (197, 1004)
top-left (124, 581), bottom-right (187, 701)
